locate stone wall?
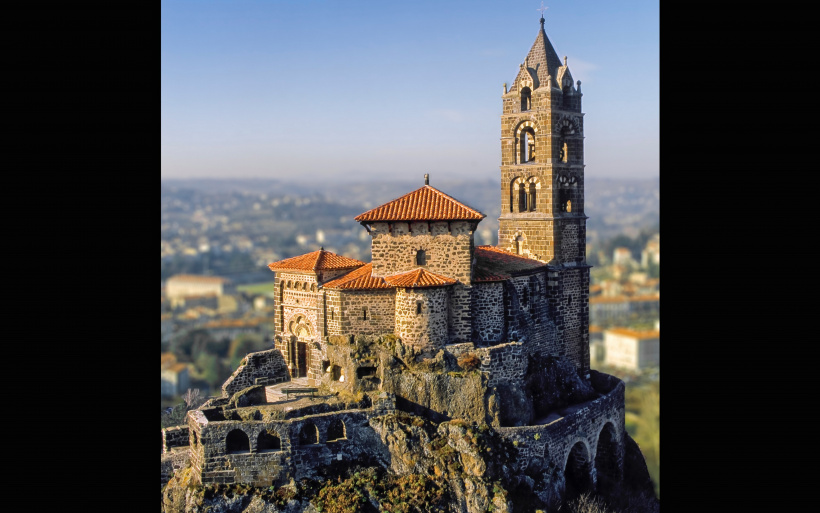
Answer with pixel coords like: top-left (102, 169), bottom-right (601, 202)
top-left (369, 221), bottom-right (475, 285)
top-left (496, 371), bottom-right (624, 501)
top-left (335, 289), bottom-right (395, 336)
top-left (161, 449), bottom-right (190, 487)
top-left (187, 401), bottom-right (396, 487)
top-left (395, 287), bottom-right (449, 351)
top-left (221, 348), bottom-right (290, 397)
top-left (471, 282), bottom-right (505, 344)
top-left (162, 425), bottom-right (190, 454)
top-left (475, 342), bottom-right (529, 388)
top-left (560, 268), bottom-right (589, 373)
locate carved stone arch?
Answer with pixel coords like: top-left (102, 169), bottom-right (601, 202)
top-left (563, 439), bottom-right (593, 501)
top-left (510, 177), bottom-right (526, 213)
top-left (285, 310), bottom-right (315, 339)
top-left (554, 115), bottom-right (581, 136)
top-left (525, 176), bottom-right (540, 212)
top-left (594, 422), bottom-right (621, 497)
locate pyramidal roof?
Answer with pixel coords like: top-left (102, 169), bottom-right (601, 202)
top-left (514, 19), bottom-right (564, 90)
top-left (354, 185), bottom-right (485, 223)
top-left (267, 249), bottom-right (365, 273)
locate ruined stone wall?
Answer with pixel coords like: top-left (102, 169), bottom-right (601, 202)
top-left (221, 348), bottom-right (290, 397)
top-left (475, 342), bottom-right (529, 388)
top-left (187, 404), bottom-right (396, 487)
top-left (162, 425), bottom-right (189, 454)
top-left (395, 287), bottom-right (448, 351)
top-left (369, 221), bottom-right (475, 285)
top-left (161, 449), bottom-right (190, 487)
top-left (472, 282), bottom-right (506, 344)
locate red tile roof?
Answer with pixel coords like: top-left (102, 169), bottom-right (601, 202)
top-left (268, 250), bottom-right (365, 273)
top-left (383, 268), bottom-right (457, 288)
top-left (473, 246), bottom-right (546, 282)
top-left (354, 185), bottom-right (485, 223)
top-left (323, 263), bottom-right (392, 290)
top-left (606, 328), bottom-right (660, 340)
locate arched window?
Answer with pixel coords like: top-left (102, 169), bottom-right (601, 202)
top-left (326, 419), bottom-right (346, 442)
top-left (520, 87), bottom-right (531, 111)
top-left (519, 185), bottom-right (528, 212)
top-left (299, 422), bottom-right (319, 445)
top-left (528, 183), bottom-right (537, 212)
top-left (416, 250), bottom-right (426, 266)
top-left (226, 429), bottom-right (250, 454)
top-left (519, 128), bottom-right (536, 163)
top-left (257, 430), bottom-right (281, 452)
top-left (522, 287), bottom-right (529, 307)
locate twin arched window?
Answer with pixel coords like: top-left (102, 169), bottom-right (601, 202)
top-left (511, 178), bottom-right (539, 213)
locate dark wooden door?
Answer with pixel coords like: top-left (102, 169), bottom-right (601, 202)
top-left (297, 341), bottom-right (308, 378)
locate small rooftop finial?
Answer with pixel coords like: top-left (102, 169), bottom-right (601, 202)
top-left (424, 173), bottom-right (429, 185)
top-left (320, 246), bottom-right (324, 251)
top-left (537, 2), bottom-right (548, 26)
top-left (564, 55), bottom-right (567, 66)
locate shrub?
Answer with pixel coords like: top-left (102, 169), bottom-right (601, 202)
top-left (457, 353), bottom-right (481, 371)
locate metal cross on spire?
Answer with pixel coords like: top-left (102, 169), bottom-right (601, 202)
top-left (537, 2), bottom-right (548, 19)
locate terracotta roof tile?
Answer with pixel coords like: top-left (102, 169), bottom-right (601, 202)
top-left (354, 185), bottom-right (485, 222)
top-left (605, 328), bottom-right (660, 340)
top-left (384, 268), bottom-right (457, 288)
top-left (268, 250), bottom-right (365, 273)
top-left (323, 263), bottom-right (392, 290)
top-left (473, 245), bottom-right (546, 282)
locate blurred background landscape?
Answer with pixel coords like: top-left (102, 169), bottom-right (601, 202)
top-left (161, 176), bottom-right (659, 496)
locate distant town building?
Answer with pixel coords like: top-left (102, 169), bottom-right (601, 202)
top-left (161, 353), bottom-right (190, 397)
top-left (641, 234), bottom-right (660, 268)
top-left (166, 274), bottom-right (230, 299)
top-left (589, 293), bottom-right (659, 325)
top-left (612, 247), bottom-right (636, 268)
top-left (603, 328), bottom-right (659, 371)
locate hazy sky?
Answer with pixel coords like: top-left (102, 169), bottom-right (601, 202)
top-left (161, 0), bottom-right (659, 182)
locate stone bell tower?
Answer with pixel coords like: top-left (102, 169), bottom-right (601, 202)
top-left (497, 15), bottom-right (590, 373)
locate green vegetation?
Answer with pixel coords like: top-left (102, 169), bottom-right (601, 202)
top-left (312, 467), bottom-right (449, 513)
top-left (624, 378), bottom-right (659, 498)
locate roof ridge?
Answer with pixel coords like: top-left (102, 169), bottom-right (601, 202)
top-left (354, 184), bottom-right (485, 222)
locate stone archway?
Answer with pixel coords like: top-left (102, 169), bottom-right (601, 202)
top-left (594, 423), bottom-right (621, 498)
top-left (564, 441), bottom-right (593, 501)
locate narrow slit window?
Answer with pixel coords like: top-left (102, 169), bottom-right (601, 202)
top-left (362, 307), bottom-right (368, 320)
top-left (416, 250), bottom-right (426, 266)
top-left (416, 302), bottom-right (423, 315)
